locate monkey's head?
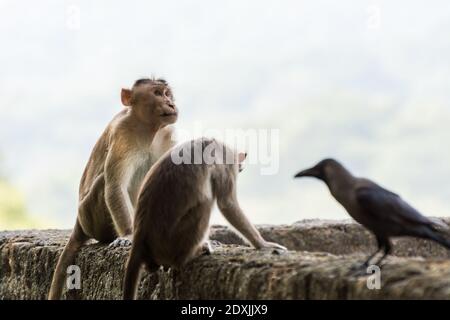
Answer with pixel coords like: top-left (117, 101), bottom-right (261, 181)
top-left (202, 139), bottom-right (247, 174)
top-left (121, 78), bottom-right (178, 127)
top-left (219, 143), bottom-right (247, 174)
top-left (225, 148), bottom-right (247, 174)
top-left (237, 152), bottom-right (247, 173)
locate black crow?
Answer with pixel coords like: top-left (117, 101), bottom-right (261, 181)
top-left (295, 158), bottom-right (450, 267)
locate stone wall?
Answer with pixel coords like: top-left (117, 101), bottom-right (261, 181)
top-left (1, 219), bottom-right (450, 299)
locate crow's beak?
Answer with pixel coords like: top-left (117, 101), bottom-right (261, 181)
top-left (294, 167), bottom-right (320, 178)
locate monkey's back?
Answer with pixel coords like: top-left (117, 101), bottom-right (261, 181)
top-left (78, 109), bottom-right (128, 200)
top-left (134, 139), bottom-right (217, 267)
top-left (77, 109), bottom-right (134, 241)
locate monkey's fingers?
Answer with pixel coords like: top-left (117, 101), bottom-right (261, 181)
top-left (259, 241), bottom-right (288, 254)
top-left (109, 236), bottom-right (132, 248)
top-left (199, 241), bottom-right (214, 255)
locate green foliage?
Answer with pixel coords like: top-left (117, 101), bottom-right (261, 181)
top-left (0, 180), bottom-right (37, 229)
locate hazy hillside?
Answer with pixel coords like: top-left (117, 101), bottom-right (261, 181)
top-left (1, 0), bottom-right (450, 228)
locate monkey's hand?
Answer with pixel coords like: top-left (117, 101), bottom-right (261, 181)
top-left (259, 241), bottom-right (288, 254)
top-left (200, 241), bottom-right (214, 255)
top-left (109, 235), bottom-right (133, 248)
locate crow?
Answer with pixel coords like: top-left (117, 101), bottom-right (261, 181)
top-left (294, 158), bottom-right (450, 267)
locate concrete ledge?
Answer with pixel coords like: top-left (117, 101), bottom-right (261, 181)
top-left (1, 220), bottom-right (450, 300)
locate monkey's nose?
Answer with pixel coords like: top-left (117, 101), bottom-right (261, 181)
top-left (168, 103), bottom-right (175, 109)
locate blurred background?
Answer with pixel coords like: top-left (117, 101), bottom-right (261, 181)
top-left (1, 0), bottom-right (449, 230)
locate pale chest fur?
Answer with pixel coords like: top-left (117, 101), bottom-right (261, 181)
top-left (127, 150), bottom-right (158, 206)
top-left (127, 126), bottom-right (174, 207)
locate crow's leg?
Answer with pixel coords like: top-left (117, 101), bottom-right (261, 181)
top-left (372, 238), bottom-right (392, 267)
top-left (348, 236), bottom-right (384, 275)
top-left (358, 235), bottom-right (385, 267)
top-left (362, 249), bottom-right (381, 267)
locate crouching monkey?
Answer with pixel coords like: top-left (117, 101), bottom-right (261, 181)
top-left (123, 138), bottom-right (287, 299)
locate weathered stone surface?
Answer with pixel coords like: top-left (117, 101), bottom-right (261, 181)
top-left (1, 220), bottom-right (450, 300)
top-left (211, 218), bottom-right (450, 258)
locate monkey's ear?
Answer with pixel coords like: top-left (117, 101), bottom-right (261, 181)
top-left (238, 152), bottom-right (247, 163)
top-left (121, 89), bottom-right (133, 106)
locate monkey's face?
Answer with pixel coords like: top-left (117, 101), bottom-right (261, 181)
top-left (132, 84), bottom-right (178, 126)
top-left (237, 152), bottom-right (247, 172)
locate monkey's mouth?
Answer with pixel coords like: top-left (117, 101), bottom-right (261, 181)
top-left (160, 112), bottom-right (178, 117)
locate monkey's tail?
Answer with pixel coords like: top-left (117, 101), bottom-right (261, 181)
top-left (48, 219), bottom-right (88, 300)
top-left (123, 245), bottom-right (146, 300)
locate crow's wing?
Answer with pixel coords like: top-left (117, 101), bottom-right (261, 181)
top-left (356, 186), bottom-right (433, 227)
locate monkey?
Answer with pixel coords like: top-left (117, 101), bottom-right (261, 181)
top-left (48, 78), bottom-right (178, 300)
top-left (123, 138), bottom-right (287, 299)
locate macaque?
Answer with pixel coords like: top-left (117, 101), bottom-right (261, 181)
top-left (123, 138), bottom-right (287, 299)
top-left (48, 78), bottom-right (178, 300)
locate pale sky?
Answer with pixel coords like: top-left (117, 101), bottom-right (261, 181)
top-left (1, 0), bottom-right (450, 228)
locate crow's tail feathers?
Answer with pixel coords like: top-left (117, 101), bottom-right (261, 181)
top-left (425, 228), bottom-right (450, 250)
top-left (428, 217), bottom-right (449, 230)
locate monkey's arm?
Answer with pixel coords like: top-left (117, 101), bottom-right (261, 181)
top-left (217, 190), bottom-right (283, 250)
top-left (104, 145), bottom-right (134, 237)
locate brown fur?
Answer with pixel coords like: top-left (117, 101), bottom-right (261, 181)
top-left (123, 138), bottom-right (287, 299)
top-left (49, 78), bottom-right (178, 300)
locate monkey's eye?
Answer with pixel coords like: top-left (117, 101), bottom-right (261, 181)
top-left (154, 90), bottom-right (162, 96)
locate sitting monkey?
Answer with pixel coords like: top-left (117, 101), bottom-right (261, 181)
top-left (123, 138), bottom-right (287, 299)
top-left (49, 78), bottom-right (178, 299)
